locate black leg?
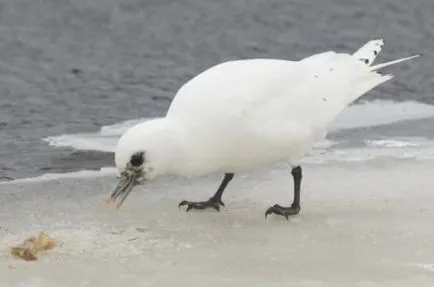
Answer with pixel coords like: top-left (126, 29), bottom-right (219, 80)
top-left (179, 173), bottom-right (234, 212)
top-left (265, 166), bottom-right (302, 219)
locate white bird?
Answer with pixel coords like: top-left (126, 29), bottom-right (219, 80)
top-left (106, 39), bottom-right (419, 219)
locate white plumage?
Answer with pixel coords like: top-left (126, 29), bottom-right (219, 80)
top-left (115, 39), bottom-right (417, 176)
top-left (109, 39), bottom-right (419, 213)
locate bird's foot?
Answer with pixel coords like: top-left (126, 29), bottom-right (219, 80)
top-left (265, 203), bottom-right (300, 219)
top-left (178, 197), bottom-right (225, 212)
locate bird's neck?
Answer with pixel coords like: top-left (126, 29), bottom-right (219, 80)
top-left (142, 117), bottom-right (191, 177)
top-left (147, 116), bottom-right (222, 177)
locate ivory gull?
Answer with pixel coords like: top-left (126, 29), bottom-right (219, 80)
top-left (106, 39), bottom-right (419, 219)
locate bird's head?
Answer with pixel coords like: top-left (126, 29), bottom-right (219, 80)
top-left (106, 118), bottom-right (179, 208)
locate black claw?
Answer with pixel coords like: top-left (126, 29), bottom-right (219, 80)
top-left (265, 204), bottom-right (300, 219)
top-left (178, 200), bottom-right (188, 209)
top-left (265, 209), bottom-right (271, 218)
top-left (178, 198), bottom-right (224, 212)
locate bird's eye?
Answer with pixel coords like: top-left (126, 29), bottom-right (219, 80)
top-left (130, 151), bottom-right (145, 167)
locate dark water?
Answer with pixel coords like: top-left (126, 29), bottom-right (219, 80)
top-left (0, 0), bottom-right (433, 180)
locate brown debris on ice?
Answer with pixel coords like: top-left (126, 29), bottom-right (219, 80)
top-left (9, 232), bottom-right (56, 261)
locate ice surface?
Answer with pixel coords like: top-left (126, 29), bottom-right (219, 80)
top-left (1, 160), bottom-right (434, 286)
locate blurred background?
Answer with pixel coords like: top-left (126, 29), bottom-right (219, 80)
top-left (0, 0), bottom-right (432, 180)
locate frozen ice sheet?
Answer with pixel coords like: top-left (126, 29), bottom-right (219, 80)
top-left (1, 160), bottom-right (434, 286)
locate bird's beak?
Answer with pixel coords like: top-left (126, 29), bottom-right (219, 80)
top-left (105, 173), bottom-right (137, 209)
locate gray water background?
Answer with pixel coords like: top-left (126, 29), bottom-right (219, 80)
top-left (0, 0), bottom-right (432, 180)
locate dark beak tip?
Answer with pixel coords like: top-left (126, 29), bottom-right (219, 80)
top-left (107, 174), bottom-right (137, 208)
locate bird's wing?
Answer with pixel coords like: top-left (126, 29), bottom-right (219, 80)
top-left (245, 51), bottom-right (389, 131)
top-left (249, 39), bottom-right (419, 134)
top-left (167, 39), bottom-right (418, 137)
top-left (166, 58), bottom-right (299, 124)
top-left (164, 40), bottom-right (418, 168)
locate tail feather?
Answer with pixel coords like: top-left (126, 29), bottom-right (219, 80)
top-left (369, 54), bottom-right (421, 71)
top-left (310, 39), bottom-right (419, 129)
top-left (353, 38), bottom-right (420, 71)
top-left (353, 39), bottom-right (384, 66)
top-left (347, 39), bottom-right (420, 104)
